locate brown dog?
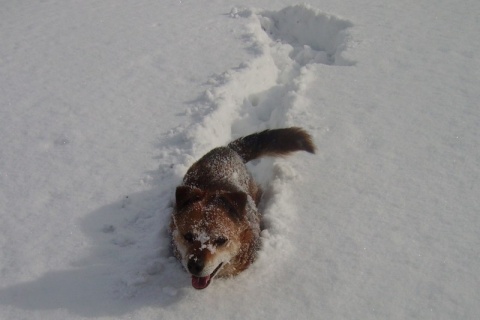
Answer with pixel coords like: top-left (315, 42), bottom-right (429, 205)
top-left (170, 127), bottom-right (315, 289)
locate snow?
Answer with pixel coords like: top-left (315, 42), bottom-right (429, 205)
top-left (1, 0), bottom-right (479, 319)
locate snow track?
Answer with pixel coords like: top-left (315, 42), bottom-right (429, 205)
top-left (113, 4), bottom-right (353, 298)
top-left (70, 4), bottom-right (354, 301)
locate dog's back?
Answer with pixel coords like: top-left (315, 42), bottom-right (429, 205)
top-left (182, 127), bottom-right (315, 203)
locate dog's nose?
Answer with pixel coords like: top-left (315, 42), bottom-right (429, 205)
top-left (187, 258), bottom-right (204, 275)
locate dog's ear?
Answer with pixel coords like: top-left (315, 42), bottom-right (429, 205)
top-left (176, 185), bottom-right (204, 209)
top-left (219, 192), bottom-right (248, 218)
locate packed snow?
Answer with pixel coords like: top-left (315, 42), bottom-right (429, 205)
top-left (1, 0), bottom-right (479, 319)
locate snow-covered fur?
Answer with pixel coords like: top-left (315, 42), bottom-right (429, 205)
top-left (170, 127), bottom-right (315, 289)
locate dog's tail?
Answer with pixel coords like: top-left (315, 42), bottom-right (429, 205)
top-left (227, 127), bottom-right (316, 163)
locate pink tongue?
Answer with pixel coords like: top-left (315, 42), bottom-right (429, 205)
top-left (192, 275), bottom-right (211, 289)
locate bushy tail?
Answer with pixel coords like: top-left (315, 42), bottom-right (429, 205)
top-left (227, 127), bottom-right (316, 163)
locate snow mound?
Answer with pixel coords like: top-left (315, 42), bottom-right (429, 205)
top-left (259, 4), bottom-right (354, 66)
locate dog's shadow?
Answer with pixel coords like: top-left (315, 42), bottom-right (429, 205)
top-left (0, 185), bottom-right (192, 317)
top-left (0, 134), bottom-right (286, 318)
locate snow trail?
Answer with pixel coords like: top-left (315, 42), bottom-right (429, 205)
top-left (128, 4), bottom-right (355, 295)
top-left (62, 4), bottom-right (355, 299)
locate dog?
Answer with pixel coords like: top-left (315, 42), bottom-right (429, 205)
top-left (170, 127), bottom-right (315, 289)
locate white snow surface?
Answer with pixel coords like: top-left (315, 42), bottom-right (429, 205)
top-left (1, 0), bottom-right (479, 319)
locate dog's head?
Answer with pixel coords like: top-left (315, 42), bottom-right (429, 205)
top-left (171, 185), bottom-right (250, 289)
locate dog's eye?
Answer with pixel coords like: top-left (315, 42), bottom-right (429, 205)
top-left (214, 237), bottom-right (228, 246)
top-left (183, 232), bottom-right (195, 243)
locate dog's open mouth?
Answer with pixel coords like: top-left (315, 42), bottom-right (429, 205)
top-left (191, 263), bottom-right (223, 290)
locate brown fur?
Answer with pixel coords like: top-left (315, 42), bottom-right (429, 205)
top-left (170, 127), bottom-right (315, 289)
